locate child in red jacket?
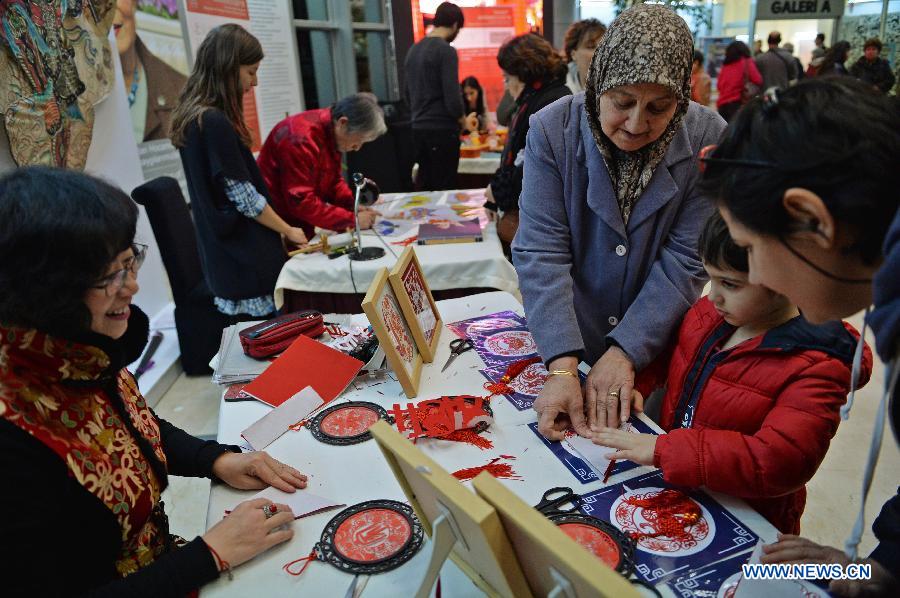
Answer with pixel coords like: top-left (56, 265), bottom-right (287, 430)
top-left (594, 213), bottom-right (872, 534)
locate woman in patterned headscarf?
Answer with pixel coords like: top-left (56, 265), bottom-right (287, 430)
top-left (513, 5), bottom-right (726, 441)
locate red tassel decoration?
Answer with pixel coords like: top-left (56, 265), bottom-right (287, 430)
top-left (452, 455), bottom-right (522, 482)
top-left (483, 356), bottom-right (542, 396)
top-left (283, 549), bottom-right (318, 576)
top-left (622, 489), bottom-right (702, 542)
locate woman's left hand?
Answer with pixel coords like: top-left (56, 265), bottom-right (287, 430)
top-left (586, 346), bottom-right (636, 430)
top-left (212, 451), bottom-right (308, 493)
top-left (592, 428), bottom-right (656, 466)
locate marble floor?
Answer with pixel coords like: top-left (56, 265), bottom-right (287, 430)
top-left (156, 310), bottom-right (899, 558)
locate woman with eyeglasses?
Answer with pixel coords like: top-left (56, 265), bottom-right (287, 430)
top-left (513, 5), bottom-right (726, 441)
top-left (702, 78), bottom-right (899, 597)
top-left (0, 167), bottom-right (309, 595)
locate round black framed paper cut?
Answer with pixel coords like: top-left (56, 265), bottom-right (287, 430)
top-left (307, 401), bottom-right (391, 445)
top-left (315, 500), bottom-right (424, 575)
top-left (549, 512), bottom-right (636, 577)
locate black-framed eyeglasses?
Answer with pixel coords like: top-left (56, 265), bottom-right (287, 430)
top-left (91, 244), bottom-right (148, 297)
top-left (698, 144), bottom-right (776, 174)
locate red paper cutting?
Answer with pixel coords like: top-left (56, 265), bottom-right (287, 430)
top-left (558, 523), bottom-right (622, 569)
top-left (619, 489), bottom-right (703, 544)
top-left (452, 455), bottom-right (522, 482)
top-left (391, 395), bottom-right (494, 448)
top-left (333, 508), bottom-right (412, 564)
top-left (320, 405), bottom-right (380, 438)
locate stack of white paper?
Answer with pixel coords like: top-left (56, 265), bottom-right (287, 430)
top-left (212, 321), bottom-right (269, 385)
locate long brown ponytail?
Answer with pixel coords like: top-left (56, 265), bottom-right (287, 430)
top-left (170, 24), bottom-right (263, 148)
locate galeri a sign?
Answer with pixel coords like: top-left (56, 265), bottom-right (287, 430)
top-left (756, 0), bottom-right (845, 20)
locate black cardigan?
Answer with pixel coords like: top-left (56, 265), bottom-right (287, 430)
top-left (0, 416), bottom-right (236, 597)
top-left (179, 109), bottom-right (286, 301)
top-left (489, 77), bottom-right (571, 212)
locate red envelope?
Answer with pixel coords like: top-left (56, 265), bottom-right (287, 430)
top-left (242, 335), bottom-right (364, 408)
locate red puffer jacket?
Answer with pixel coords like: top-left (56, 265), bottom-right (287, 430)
top-left (637, 297), bottom-right (872, 534)
top-left (257, 108), bottom-right (355, 238)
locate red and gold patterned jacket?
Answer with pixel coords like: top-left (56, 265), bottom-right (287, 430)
top-left (0, 319), bottom-right (170, 575)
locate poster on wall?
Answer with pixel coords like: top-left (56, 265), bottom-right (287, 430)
top-left (182, 0), bottom-right (303, 152)
top-left (454, 7), bottom-right (517, 113)
top-left (412, 1), bottom-right (541, 113)
top-left (114, 0), bottom-right (191, 194)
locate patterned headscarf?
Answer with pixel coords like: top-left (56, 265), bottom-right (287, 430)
top-left (584, 5), bottom-right (694, 224)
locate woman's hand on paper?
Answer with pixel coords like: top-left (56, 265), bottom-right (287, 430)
top-left (586, 346), bottom-right (637, 431)
top-left (213, 451), bottom-right (308, 492)
top-left (203, 498), bottom-right (295, 570)
top-left (534, 357), bottom-right (590, 440)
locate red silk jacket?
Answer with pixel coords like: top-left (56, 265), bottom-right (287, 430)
top-left (257, 108), bottom-right (355, 238)
top-left (637, 296), bottom-right (872, 534)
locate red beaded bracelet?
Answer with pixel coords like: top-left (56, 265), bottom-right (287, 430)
top-left (204, 541), bottom-right (233, 581)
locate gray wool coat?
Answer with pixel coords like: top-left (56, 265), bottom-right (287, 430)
top-left (512, 94), bottom-right (726, 370)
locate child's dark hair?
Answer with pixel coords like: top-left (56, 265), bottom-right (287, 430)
top-left (698, 212), bottom-right (748, 272)
top-left (700, 77), bottom-right (900, 265)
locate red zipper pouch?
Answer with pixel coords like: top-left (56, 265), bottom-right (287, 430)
top-left (239, 310), bottom-right (325, 359)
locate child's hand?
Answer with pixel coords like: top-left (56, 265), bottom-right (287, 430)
top-left (593, 428), bottom-right (657, 466)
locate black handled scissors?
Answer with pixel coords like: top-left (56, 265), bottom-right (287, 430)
top-left (440, 338), bottom-right (474, 372)
top-left (534, 487), bottom-right (582, 516)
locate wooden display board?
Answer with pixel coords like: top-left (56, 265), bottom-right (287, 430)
top-left (472, 473), bottom-right (639, 598)
top-left (362, 268), bottom-right (423, 397)
top-left (389, 246), bottom-right (442, 363)
top-left (369, 421), bottom-right (533, 598)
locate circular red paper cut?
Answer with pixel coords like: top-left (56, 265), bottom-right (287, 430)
top-left (320, 405), bottom-right (380, 438)
top-left (333, 508), bottom-right (412, 564)
top-left (559, 522), bottom-right (622, 569)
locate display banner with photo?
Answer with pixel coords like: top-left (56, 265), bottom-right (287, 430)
top-left (453, 7), bottom-right (516, 113)
top-left (182, 0), bottom-right (303, 152)
top-left (114, 0), bottom-right (191, 194)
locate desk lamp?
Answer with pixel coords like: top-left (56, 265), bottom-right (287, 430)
top-left (348, 172), bottom-right (385, 261)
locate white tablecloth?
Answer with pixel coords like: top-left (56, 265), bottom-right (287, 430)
top-left (273, 190), bottom-right (518, 308)
top-left (203, 292), bottom-right (777, 598)
top-left (458, 153), bottom-right (501, 175)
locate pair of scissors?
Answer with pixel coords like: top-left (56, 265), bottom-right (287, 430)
top-left (440, 338), bottom-right (474, 372)
top-left (533, 487), bottom-right (582, 516)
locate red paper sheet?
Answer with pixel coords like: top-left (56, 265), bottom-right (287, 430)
top-left (242, 335), bottom-right (364, 408)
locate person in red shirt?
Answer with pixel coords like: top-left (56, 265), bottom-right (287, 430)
top-left (257, 93), bottom-right (387, 239)
top-left (716, 40), bottom-right (762, 122)
top-left (594, 213), bottom-right (872, 535)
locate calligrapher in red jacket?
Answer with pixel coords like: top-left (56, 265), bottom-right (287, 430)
top-left (258, 93), bottom-right (386, 239)
top-left (594, 214), bottom-right (872, 534)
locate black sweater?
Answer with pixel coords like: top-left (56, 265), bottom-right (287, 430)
top-left (0, 416), bottom-right (235, 597)
top-left (404, 36), bottom-right (465, 130)
top-left (179, 109), bottom-right (286, 301)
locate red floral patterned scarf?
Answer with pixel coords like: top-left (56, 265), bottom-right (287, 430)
top-left (0, 323), bottom-right (170, 576)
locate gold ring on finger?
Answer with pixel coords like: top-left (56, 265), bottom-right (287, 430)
top-left (607, 390), bottom-right (620, 398)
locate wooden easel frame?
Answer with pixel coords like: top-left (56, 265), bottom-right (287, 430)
top-left (369, 421), bottom-right (533, 598)
top-left (472, 472), bottom-right (639, 598)
top-left (388, 246), bottom-right (442, 363)
top-left (362, 268), bottom-right (423, 398)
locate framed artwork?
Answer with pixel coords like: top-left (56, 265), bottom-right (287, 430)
top-left (369, 422), bottom-right (533, 598)
top-left (388, 246), bottom-right (442, 363)
top-left (472, 473), bottom-right (639, 598)
top-left (362, 268), bottom-right (423, 398)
